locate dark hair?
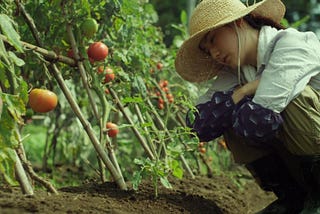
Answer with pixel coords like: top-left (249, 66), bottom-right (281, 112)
top-left (244, 14), bottom-right (286, 30)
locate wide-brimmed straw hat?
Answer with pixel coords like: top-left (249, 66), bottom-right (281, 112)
top-left (175, 0), bottom-right (286, 83)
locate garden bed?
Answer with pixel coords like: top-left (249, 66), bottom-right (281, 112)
top-left (0, 173), bottom-right (275, 214)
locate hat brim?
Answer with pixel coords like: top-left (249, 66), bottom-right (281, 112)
top-left (175, 0), bottom-right (279, 83)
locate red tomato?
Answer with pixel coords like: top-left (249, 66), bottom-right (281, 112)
top-left (158, 97), bottom-right (164, 104)
top-left (97, 66), bottom-right (104, 74)
top-left (162, 87), bottom-right (169, 93)
top-left (166, 93), bottom-right (173, 99)
top-left (89, 57), bottom-right (95, 64)
top-left (158, 102), bottom-right (164, 110)
top-left (166, 93), bottom-right (174, 103)
top-left (67, 49), bottom-right (74, 59)
top-left (29, 89), bottom-right (58, 113)
top-left (104, 68), bottom-right (115, 83)
top-left (87, 42), bottom-right (108, 61)
top-left (159, 80), bottom-right (168, 88)
top-left (106, 122), bottom-right (119, 138)
top-left (156, 62), bottom-right (163, 70)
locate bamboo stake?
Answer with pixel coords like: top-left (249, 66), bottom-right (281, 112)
top-left (14, 150), bottom-right (34, 195)
top-left (134, 103), bottom-right (157, 157)
top-left (66, 24), bottom-right (99, 120)
top-left (106, 145), bottom-right (124, 180)
top-left (15, 0), bottom-right (43, 46)
top-left (0, 34), bottom-right (75, 66)
top-left (16, 145), bottom-right (58, 194)
top-left (49, 63), bottom-right (127, 190)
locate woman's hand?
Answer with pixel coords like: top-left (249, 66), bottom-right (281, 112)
top-left (232, 79), bottom-right (260, 104)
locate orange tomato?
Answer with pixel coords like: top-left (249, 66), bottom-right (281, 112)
top-left (199, 147), bottom-right (206, 154)
top-left (29, 89), bottom-right (58, 113)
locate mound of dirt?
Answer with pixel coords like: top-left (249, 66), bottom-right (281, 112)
top-left (0, 173), bottom-right (276, 214)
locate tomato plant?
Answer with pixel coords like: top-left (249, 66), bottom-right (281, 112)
top-left (0, 0), bottom-right (220, 197)
top-left (87, 42), bottom-right (109, 61)
top-left (28, 89), bottom-right (58, 113)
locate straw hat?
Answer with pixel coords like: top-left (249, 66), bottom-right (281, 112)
top-left (175, 0), bottom-right (286, 83)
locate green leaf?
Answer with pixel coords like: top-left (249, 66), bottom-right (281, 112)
top-left (144, 4), bottom-right (158, 23)
top-left (0, 62), bottom-right (7, 84)
top-left (133, 158), bottom-right (145, 165)
top-left (0, 108), bottom-right (17, 148)
top-left (169, 160), bottom-right (183, 179)
top-left (0, 37), bottom-right (9, 64)
top-left (8, 51), bottom-right (25, 67)
top-left (16, 78), bottom-right (28, 104)
top-left (132, 171), bottom-right (142, 190)
top-left (140, 122), bottom-right (153, 128)
top-left (131, 76), bottom-right (147, 97)
top-left (280, 18), bottom-right (289, 28)
top-left (180, 10), bottom-right (187, 25)
top-left (81, 0), bottom-right (91, 16)
top-left (0, 93), bottom-right (25, 148)
top-left (186, 108), bottom-right (196, 125)
top-left (50, 0), bottom-right (62, 7)
top-left (4, 93), bottom-right (25, 124)
top-left (0, 14), bottom-right (23, 52)
top-left (160, 177), bottom-right (172, 189)
top-left (291, 15), bottom-right (310, 28)
top-left (0, 148), bottom-right (17, 185)
top-left (122, 96), bottom-right (143, 104)
top-left (114, 51), bottom-right (128, 64)
top-left (172, 167), bottom-right (183, 179)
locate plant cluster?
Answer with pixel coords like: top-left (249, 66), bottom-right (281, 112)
top-left (0, 0), bottom-right (234, 197)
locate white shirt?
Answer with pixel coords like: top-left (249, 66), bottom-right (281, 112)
top-left (197, 26), bottom-right (320, 113)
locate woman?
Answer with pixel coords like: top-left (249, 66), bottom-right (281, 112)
top-left (175, 0), bottom-right (320, 213)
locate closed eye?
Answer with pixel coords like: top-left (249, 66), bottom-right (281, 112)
top-left (199, 45), bottom-right (210, 55)
top-left (210, 36), bottom-right (214, 44)
top-left (199, 31), bottom-right (215, 55)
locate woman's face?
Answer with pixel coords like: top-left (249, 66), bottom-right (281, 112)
top-left (199, 24), bottom-right (241, 69)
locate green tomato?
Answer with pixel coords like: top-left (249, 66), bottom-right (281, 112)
top-left (81, 18), bottom-right (99, 38)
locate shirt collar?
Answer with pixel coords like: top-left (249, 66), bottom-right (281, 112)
top-left (257, 26), bottom-right (280, 71)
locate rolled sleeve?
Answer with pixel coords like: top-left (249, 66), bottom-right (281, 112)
top-left (232, 97), bottom-right (284, 142)
top-left (253, 29), bottom-right (320, 113)
top-left (186, 90), bottom-right (235, 142)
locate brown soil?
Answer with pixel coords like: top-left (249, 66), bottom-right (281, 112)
top-left (0, 172), bottom-right (276, 214)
